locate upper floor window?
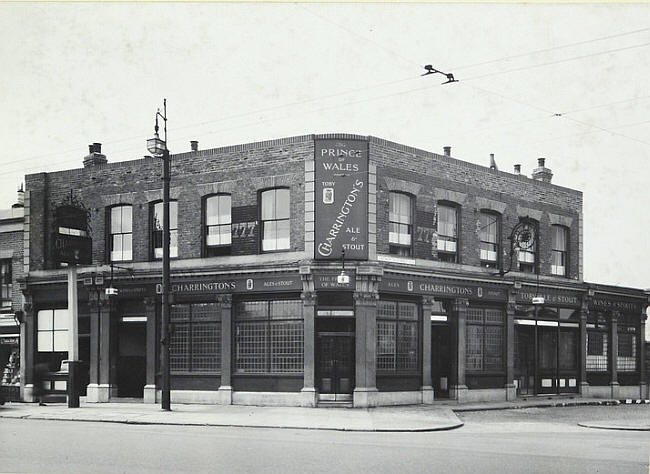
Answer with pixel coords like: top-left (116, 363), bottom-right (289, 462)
top-left (109, 205), bottom-right (132, 262)
top-left (151, 201), bottom-right (178, 259)
top-left (437, 203), bottom-right (458, 262)
top-left (388, 192), bottom-right (412, 256)
top-left (479, 211), bottom-right (499, 268)
top-left (204, 194), bottom-right (232, 257)
top-left (517, 219), bottom-right (537, 273)
top-left (261, 188), bottom-right (290, 252)
top-left (0, 259), bottom-right (11, 310)
top-left (551, 225), bottom-right (568, 276)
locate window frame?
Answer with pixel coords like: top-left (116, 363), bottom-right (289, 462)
top-left (436, 201), bottom-right (459, 263)
top-left (479, 210), bottom-right (500, 269)
top-left (150, 200), bottom-right (179, 260)
top-left (0, 259), bottom-right (12, 310)
top-left (376, 299), bottom-right (420, 374)
top-left (465, 306), bottom-right (506, 374)
top-left (107, 204), bottom-right (133, 263)
top-left (551, 224), bottom-right (569, 277)
top-left (259, 187), bottom-right (291, 253)
top-left (388, 191), bottom-right (414, 257)
top-left (37, 308), bottom-right (69, 353)
top-left (202, 194), bottom-right (232, 257)
top-left (169, 302), bottom-right (221, 374)
top-left (234, 299), bottom-right (304, 375)
top-left (517, 218), bottom-right (538, 273)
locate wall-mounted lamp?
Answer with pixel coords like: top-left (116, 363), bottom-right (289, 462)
top-left (337, 248), bottom-right (350, 285)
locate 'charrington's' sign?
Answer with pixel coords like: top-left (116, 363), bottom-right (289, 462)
top-left (380, 275), bottom-right (507, 301)
top-left (314, 139), bottom-right (368, 260)
top-left (155, 274), bottom-right (302, 295)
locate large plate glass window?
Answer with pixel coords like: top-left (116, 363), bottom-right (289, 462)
top-left (388, 192), bottom-right (412, 256)
top-left (466, 306), bottom-right (505, 372)
top-left (235, 300), bottom-right (303, 374)
top-left (109, 205), bottom-right (133, 262)
top-left (261, 188), bottom-right (290, 252)
top-left (377, 300), bottom-right (419, 372)
top-left (152, 201), bottom-right (178, 259)
top-left (204, 194), bottom-right (232, 256)
top-left (37, 309), bottom-right (68, 352)
top-left (617, 314), bottom-right (637, 372)
top-left (169, 303), bottom-right (220, 373)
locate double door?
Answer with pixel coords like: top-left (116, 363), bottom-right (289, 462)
top-left (317, 331), bottom-right (355, 401)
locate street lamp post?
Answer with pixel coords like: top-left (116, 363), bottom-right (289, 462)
top-left (147, 99), bottom-right (171, 411)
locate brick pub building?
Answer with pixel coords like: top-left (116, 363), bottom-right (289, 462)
top-left (19, 134), bottom-right (648, 406)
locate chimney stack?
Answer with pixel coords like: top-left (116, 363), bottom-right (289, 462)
top-left (83, 142), bottom-right (107, 167)
top-left (12, 183), bottom-right (24, 208)
top-left (190, 140), bottom-right (199, 152)
top-left (489, 153), bottom-right (498, 171)
top-left (443, 146), bottom-right (451, 156)
top-left (531, 157), bottom-right (553, 183)
top-left (514, 164), bottom-right (521, 175)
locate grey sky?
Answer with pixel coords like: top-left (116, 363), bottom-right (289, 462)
top-left (1, 3), bottom-right (648, 289)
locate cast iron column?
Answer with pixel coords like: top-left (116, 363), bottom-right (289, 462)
top-left (301, 291), bottom-right (317, 407)
top-left (452, 298), bottom-right (469, 402)
top-left (421, 296), bottom-right (434, 404)
top-left (609, 311), bottom-right (619, 398)
top-left (217, 294), bottom-right (233, 404)
top-left (579, 298), bottom-right (589, 396)
top-left (505, 289), bottom-right (516, 400)
top-left (144, 297), bottom-right (157, 403)
top-left (639, 311), bottom-right (647, 398)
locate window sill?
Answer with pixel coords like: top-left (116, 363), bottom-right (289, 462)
top-left (170, 372), bottom-right (220, 376)
top-left (233, 373), bottom-right (303, 377)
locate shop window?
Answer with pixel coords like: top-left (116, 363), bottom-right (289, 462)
top-left (479, 211), bottom-right (500, 268)
top-left (169, 303), bottom-right (220, 373)
top-left (551, 225), bottom-right (568, 276)
top-left (617, 315), bottom-right (637, 372)
top-left (204, 194), bottom-right (232, 257)
top-left (466, 307), bottom-right (504, 372)
top-left (108, 205), bottom-right (133, 262)
top-left (377, 300), bottom-right (419, 372)
top-left (0, 259), bottom-right (11, 310)
top-left (586, 312), bottom-right (608, 372)
top-left (234, 300), bottom-right (303, 374)
top-left (260, 188), bottom-right (290, 252)
top-left (151, 201), bottom-right (178, 259)
top-left (388, 192), bottom-right (412, 256)
top-left (436, 203), bottom-right (458, 262)
top-left (517, 219), bottom-right (537, 273)
top-left (37, 309), bottom-right (68, 352)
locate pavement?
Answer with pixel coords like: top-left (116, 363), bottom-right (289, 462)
top-left (1, 396), bottom-right (647, 432)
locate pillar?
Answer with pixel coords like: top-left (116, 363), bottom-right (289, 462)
top-left (639, 311), bottom-right (647, 399)
top-left (451, 298), bottom-right (469, 402)
top-left (21, 300), bottom-right (35, 402)
top-left (578, 298), bottom-right (589, 397)
top-left (505, 291), bottom-right (516, 400)
top-left (143, 297), bottom-right (157, 403)
top-left (300, 291), bottom-right (317, 407)
top-left (97, 297), bottom-right (116, 399)
top-left (353, 291), bottom-right (378, 408)
top-left (609, 311), bottom-right (620, 399)
top-left (421, 296), bottom-right (434, 404)
top-left (86, 292), bottom-right (113, 402)
top-left (217, 294), bottom-right (233, 404)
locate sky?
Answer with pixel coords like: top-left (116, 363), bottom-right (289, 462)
top-left (0, 3), bottom-right (649, 290)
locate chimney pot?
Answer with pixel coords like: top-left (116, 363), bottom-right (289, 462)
top-left (489, 153), bottom-right (498, 171)
top-left (191, 140), bottom-right (198, 152)
top-left (538, 157), bottom-right (545, 167)
top-left (514, 164), bottom-right (521, 175)
top-left (84, 142), bottom-right (107, 167)
top-left (88, 144), bottom-right (94, 154)
top-left (532, 158), bottom-right (553, 183)
top-left (443, 146), bottom-right (451, 156)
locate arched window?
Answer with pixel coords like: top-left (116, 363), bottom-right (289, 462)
top-left (151, 201), bottom-right (178, 259)
top-left (108, 205), bottom-right (132, 262)
top-left (437, 203), bottom-right (458, 262)
top-left (551, 225), bottom-right (568, 276)
top-left (260, 188), bottom-right (290, 252)
top-left (388, 192), bottom-right (413, 256)
top-left (479, 211), bottom-right (500, 268)
top-left (204, 194), bottom-right (232, 257)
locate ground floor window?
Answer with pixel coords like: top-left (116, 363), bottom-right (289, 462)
top-left (37, 309), bottom-right (68, 352)
top-left (466, 306), bottom-right (504, 372)
top-left (170, 303), bottom-right (220, 373)
top-left (617, 314), bottom-right (637, 372)
top-left (377, 300), bottom-right (419, 372)
top-left (234, 299), bottom-right (303, 374)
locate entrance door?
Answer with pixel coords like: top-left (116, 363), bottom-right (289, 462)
top-left (116, 321), bottom-right (146, 398)
top-left (431, 324), bottom-right (451, 398)
top-left (515, 325), bottom-right (535, 396)
top-left (317, 332), bottom-right (355, 401)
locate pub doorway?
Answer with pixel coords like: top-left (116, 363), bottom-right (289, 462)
top-left (116, 318), bottom-right (146, 398)
top-left (316, 317), bottom-right (355, 402)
